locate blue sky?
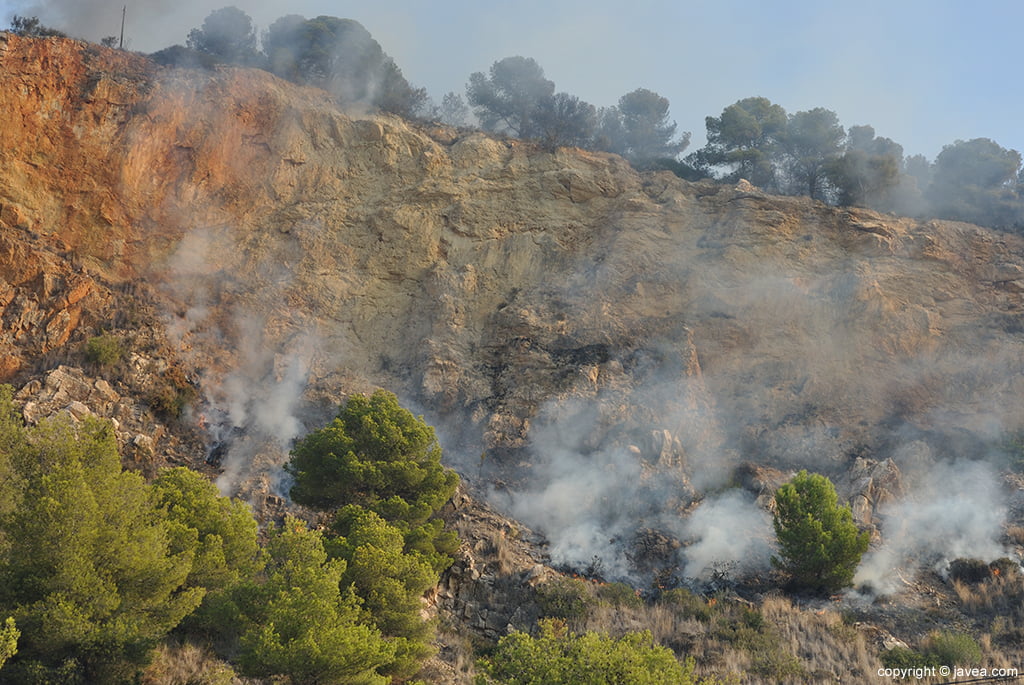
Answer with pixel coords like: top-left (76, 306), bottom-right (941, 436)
top-left (2, 0), bottom-right (1021, 159)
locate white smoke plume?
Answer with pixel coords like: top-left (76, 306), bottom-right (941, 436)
top-left (677, 489), bottom-right (773, 581)
top-left (491, 396), bottom-right (696, 580)
top-left (855, 458), bottom-right (1008, 593)
top-left (160, 225), bottom-right (319, 498)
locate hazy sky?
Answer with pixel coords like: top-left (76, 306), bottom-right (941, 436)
top-left (2, 0), bottom-right (1021, 159)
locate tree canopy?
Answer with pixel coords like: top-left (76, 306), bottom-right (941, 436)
top-left (287, 390), bottom-right (458, 524)
top-left (264, 15), bottom-right (426, 116)
top-left (693, 96), bottom-right (788, 188)
top-left (779, 107), bottom-right (846, 200)
top-left (467, 56), bottom-right (556, 138)
top-left (927, 138), bottom-right (1024, 228)
top-left (598, 88), bottom-right (689, 165)
top-left (772, 471), bottom-right (870, 594)
top-left (285, 390), bottom-right (460, 679)
top-left (185, 6), bottom-right (260, 66)
top-left (0, 392), bottom-right (203, 681)
top-left (235, 517), bottom-right (394, 684)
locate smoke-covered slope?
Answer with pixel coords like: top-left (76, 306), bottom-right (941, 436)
top-left (2, 34), bottom-right (1024, 594)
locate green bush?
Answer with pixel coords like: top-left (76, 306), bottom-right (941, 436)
top-left (0, 397), bottom-right (202, 681)
top-left (536, 577), bottom-right (593, 626)
top-left (880, 631), bottom-right (983, 671)
top-left (658, 588), bottom-right (714, 622)
top-left (234, 518), bottom-right (394, 684)
top-left (482, 618), bottom-right (699, 685)
top-left (0, 617), bottom-right (17, 672)
top-left (327, 506), bottom-right (441, 679)
top-left (924, 630), bottom-right (982, 667)
top-left (596, 582), bottom-right (643, 609)
top-left (85, 333), bottom-right (124, 369)
top-left (880, 645), bottom-right (934, 671)
top-left (772, 470), bottom-right (870, 594)
top-left (287, 390), bottom-right (459, 562)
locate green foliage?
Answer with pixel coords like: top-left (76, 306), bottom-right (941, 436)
top-left (264, 15), bottom-right (425, 116)
top-left (185, 6), bottom-right (261, 66)
top-left (693, 96), bottom-right (788, 188)
top-left (8, 15), bottom-right (66, 38)
top-left (657, 588), bottom-right (713, 622)
top-left (596, 88), bottom-right (689, 164)
top-left (927, 138), bottom-right (1024, 229)
top-left (287, 390), bottom-right (458, 548)
top-left (151, 468), bottom-right (263, 636)
top-left (536, 577), bottom-right (593, 626)
top-left (771, 471), bottom-right (870, 594)
top-left (779, 107), bottom-right (845, 200)
top-left (286, 390), bottom-right (459, 679)
top-left (534, 92), bottom-right (598, 151)
top-left (84, 333), bottom-right (124, 369)
top-left (482, 618), bottom-right (698, 685)
top-left (924, 630), bottom-right (983, 667)
top-left (881, 631), bottom-right (982, 670)
top-left (0, 409), bottom-right (203, 681)
top-left (596, 582), bottom-right (643, 609)
top-left (825, 125), bottom-right (905, 209)
top-left (879, 645), bottom-right (933, 671)
top-left (0, 617), bottom-right (18, 671)
top-left (236, 517), bottom-right (394, 684)
top-left (713, 610), bottom-right (802, 679)
top-left (467, 56), bottom-right (556, 138)
top-left (327, 506), bottom-right (440, 678)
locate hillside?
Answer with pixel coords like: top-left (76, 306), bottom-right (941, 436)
top-left (2, 34), bottom-right (1024, 682)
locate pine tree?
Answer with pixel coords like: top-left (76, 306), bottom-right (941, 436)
top-left (772, 471), bottom-right (870, 594)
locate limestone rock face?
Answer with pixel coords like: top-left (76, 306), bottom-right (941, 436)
top-left (2, 36), bottom-right (1024, 537)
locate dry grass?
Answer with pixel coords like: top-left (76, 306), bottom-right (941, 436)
top-left (141, 643), bottom-right (247, 685)
top-left (760, 596), bottom-right (878, 683)
top-left (564, 586), bottom-right (884, 684)
top-left (950, 570), bottom-right (1024, 667)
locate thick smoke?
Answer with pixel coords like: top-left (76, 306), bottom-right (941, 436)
top-left (856, 458), bottom-right (1008, 593)
top-left (677, 490), bottom-right (773, 582)
top-left (492, 397), bottom-right (694, 580)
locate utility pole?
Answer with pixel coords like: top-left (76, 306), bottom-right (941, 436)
top-left (119, 5), bottom-right (126, 49)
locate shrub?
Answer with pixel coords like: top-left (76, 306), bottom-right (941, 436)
top-left (658, 588), bottom-right (713, 622)
top-left (85, 333), bottom-right (124, 369)
top-left (0, 405), bottom-right (202, 680)
top-left (287, 390), bottom-right (458, 563)
top-left (146, 366), bottom-right (198, 420)
top-left (482, 618), bottom-right (699, 685)
top-left (924, 630), bottom-right (982, 667)
top-left (235, 518), bottom-right (394, 684)
top-left (772, 470), bottom-right (870, 594)
top-left (880, 631), bottom-right (983, 671)
top-left (948, 558), bottom-right (991, 584)
top-left (596, 582), bottom-right (643, 609)
top-left (0, 617), bottom-right (17, 672)
top-left (536, 577), bottom-right (594, 627)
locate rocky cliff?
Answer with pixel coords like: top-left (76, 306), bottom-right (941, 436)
top-left (2, 34), bottom-right (1024, 609)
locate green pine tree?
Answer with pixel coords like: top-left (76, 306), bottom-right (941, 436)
top-left (771, 471), bottom-right (870, 594)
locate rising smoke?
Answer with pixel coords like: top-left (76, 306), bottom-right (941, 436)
top-left (161, 226), bottom-right (319, 499)
top-left (856, 458), bottom-right (1009, 594)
